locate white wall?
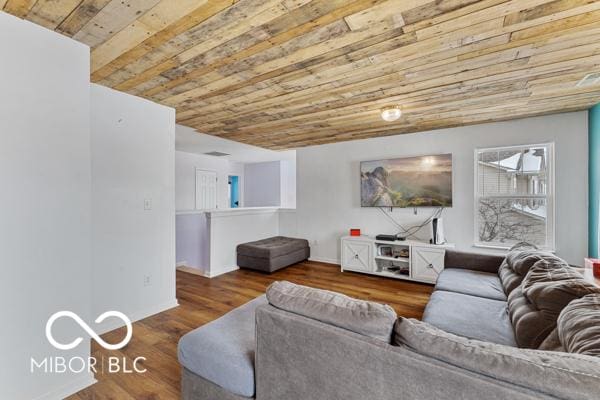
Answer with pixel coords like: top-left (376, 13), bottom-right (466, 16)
top-left (280, 159), bottom-right (297, 208)
top-left (291, 112), bottom-right (588, 265)
top-left (244, 161), bottom-right (282, 207)
top-left (176, 213), bottom-right (210, 272)
top-left (207, 208), bottom-right (281, 277)
top-left (0, 13), bottom-right (94, 399)
top-left (176, 150), bottom-right (244, 210)
top-left (91, 84), bottom-right (177, 333)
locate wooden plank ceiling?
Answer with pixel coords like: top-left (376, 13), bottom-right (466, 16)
top-left (4, 0), bottom-right (600, 149)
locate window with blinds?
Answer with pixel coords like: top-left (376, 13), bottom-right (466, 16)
top-left (475, 143), bottom-right (554, 250)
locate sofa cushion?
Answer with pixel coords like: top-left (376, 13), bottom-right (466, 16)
top-left (525, 278), bottom-right (600, 313)
top-left (237, 236), bottom-right (309, 259)
top-left (505, 249), bottom-right (563, 276)
top-left (538, 329), bottom-right (565, 352)
top-left (394, 318), bottom-right (600, 400)
top-left (498, 264), bottom-right (522, 295)
top-left (558, 294), bottom-right (600, 356)
top-left (266, 281), bottom-right (397, 342)
top-left (498, 242), bottom-right (538, 295)
top-left (444, 250), bottom-right (505, 274)
top-left (521, 259), bottom-right (579, 287)
top-left (508, 263), bottom-right (600, 349)
top-left (422, 290), bottom-right (516, 346)
top-left (435, 268), bottom-right (506, 301)
top-left (499, 243), bottom-right (568, 297)
top-left (507, 286), bottom-right (553, 349)
top-left (178, 295), bottom-right (267, 398)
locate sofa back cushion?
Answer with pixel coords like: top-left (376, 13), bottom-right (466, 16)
top-left (394, 318), bottom-right (600, 400)
top-left (506, 249), bottom-right (563, 276)
top-left (507, 261), bottom-right (600, 348)
top-left (521, 259), bottom-right (580, 289)
top-left (498, 242), bottom-right (536, 295)
top-left (558, 294), bottom-right (600, 356)
top-left (266, 281), bottom-right (397, 342)
top-left (498, 242), bottom-right (565, 296)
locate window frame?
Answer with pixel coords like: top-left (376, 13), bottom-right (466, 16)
top-left (473, 142), bottom-right (555, 251)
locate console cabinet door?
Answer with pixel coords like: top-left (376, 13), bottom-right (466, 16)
top-left (342, 240), bottom-right (372, 272)
top-left (412, 247), bottom-right (445, 283)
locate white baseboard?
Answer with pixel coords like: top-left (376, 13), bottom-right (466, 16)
top-left (309, 256), bottom-right (340, 265)
top-left (178, 265), bottom-right (239, 279)
top-left (207, 265), bottom-right (239, 278)
top-left (97, 299), bottom-right (180, 335)
top-left (32, 372), bottom-right (96, 400)
top-left (176, 261), bottom-right (188, 267)
top-left (177, 265), bottom-right (210, 277)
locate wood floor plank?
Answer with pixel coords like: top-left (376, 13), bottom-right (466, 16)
top-left (66, 261), bottom-right (433, 399)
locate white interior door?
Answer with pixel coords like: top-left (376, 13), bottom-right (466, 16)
top-left (195, 169), bottom-right (217, 210)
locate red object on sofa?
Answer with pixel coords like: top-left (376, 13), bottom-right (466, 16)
top-left (585, 258), bottom-right (600, 278)
top-left (350, 229), bottom-right (361, 236)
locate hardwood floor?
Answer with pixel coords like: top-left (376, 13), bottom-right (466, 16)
top-left (69, 261), bottom-right (433, 399)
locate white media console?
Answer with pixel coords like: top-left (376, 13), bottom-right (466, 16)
top-left (340, 235), bottom-right (454, 284)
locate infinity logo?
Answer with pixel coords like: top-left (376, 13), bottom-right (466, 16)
top-left (46, 311), bottom-right (132, 351)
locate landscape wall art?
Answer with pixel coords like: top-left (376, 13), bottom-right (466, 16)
top-left (360, 154), bottom-right (453, 207)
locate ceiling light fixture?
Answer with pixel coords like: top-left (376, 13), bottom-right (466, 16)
top-left (381, 105), bottom-right (402, 121)
top-left (577, 72), bottom-right (600, 87)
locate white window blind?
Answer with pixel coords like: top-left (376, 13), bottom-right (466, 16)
top-left (474, 143), bottom-right (554, 250)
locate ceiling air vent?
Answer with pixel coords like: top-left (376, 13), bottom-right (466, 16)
top-left (576, 72), bottom-right (600, 87)
top-left (203, 151), bottom-right (230, 157)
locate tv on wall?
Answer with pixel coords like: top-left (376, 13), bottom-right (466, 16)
top-left (360, 154), bottom-right (453, 208)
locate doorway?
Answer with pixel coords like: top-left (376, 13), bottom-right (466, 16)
top-left (195, 169), bottom-right (217, 210)
top-left (229, 175), bottom-right (240, 208)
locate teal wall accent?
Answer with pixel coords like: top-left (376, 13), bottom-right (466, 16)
top-left (590, 104), bottom-right (600, 258)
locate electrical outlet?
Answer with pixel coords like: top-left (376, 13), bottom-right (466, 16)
top-left (144, 198), bottom-right (152, 210)
top-left (143, 275), bottom-right (151, 287)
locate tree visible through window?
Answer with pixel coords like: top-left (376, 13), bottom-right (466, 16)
top-left (475, 144), bottom-right (554, 249)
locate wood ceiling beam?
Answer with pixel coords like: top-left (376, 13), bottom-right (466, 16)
top-left (248, 98), bottom-right (598, 148)
top-left (72, 0), bottom-right (162, 48)
top-left (178, 18), bottom-right (600, 129)
top-left (138, 0), bottom-right (397, 98)
top-left (55, 0), bottom-right (112, 36)
top-left (26, 0), bottom-right (83, 30)
top-left (89, 0), bottom-right (205, 72)
top-left (193, 51), bottom-right (600, 139)
top-left (94, 0), bottom-right (283, 86)
top-left (3, 0), bottom-right (38, 18)
top-left (6, 0), bottom-right (600, 149)
top-left (163, 0), bottom-right (600, 117)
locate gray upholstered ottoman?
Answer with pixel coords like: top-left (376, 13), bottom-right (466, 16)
top-left (237, 236), bottom-right (310, 273)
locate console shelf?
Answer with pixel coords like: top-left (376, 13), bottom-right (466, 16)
top-left (375, 255), bottom-right (409, 262)
top-left (340, 235), bottom-right (454, 284)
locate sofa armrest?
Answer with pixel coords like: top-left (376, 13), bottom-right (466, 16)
top-left (444, 250), bottom-right (505, 274)
top-left (254, 305), bottom-right (550, 400)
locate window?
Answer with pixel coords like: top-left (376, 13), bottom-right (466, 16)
top-left (474, 143), bottom-right (554, 250)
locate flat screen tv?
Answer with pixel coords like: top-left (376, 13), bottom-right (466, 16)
top-left (360, 154), bottom-right (453, 207)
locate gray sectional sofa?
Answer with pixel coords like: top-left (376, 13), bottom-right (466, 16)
top-left (179, 244), bottom-right (600, 400)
